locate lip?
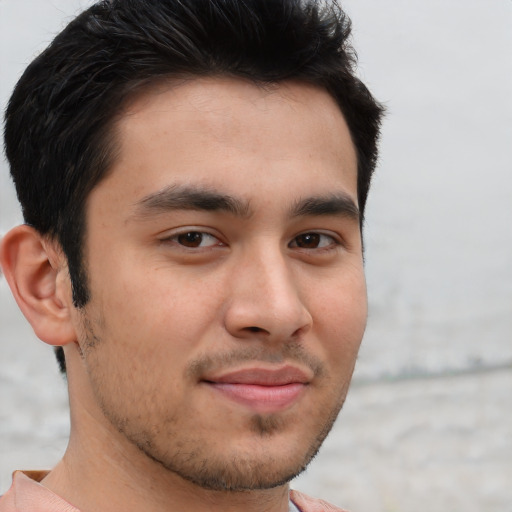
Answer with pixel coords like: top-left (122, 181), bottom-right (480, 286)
top-left (203, 365), bottom-right (311, 413)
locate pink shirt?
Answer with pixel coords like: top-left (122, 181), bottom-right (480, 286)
top-left (0, 471), bottom-right (348, 512)
top-left (0, 472), bottom-right (79, 512)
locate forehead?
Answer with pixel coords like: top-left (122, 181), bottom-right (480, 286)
top-left (91, 77), bottom-right (358, 215)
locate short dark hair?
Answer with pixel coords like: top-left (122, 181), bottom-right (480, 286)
top-left (4, 0), bottom-right (383, 372)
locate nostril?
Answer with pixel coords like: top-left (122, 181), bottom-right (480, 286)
top-left (247, 326), bottom-right (265, 333)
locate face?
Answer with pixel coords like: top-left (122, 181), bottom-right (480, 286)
top-left (72, 77), bottom-right (367, 491)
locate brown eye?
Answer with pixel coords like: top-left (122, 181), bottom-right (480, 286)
top-left (294, 233), bottom-right (321, 248)
top-left (290, 232), bottom-right (338, 250)
top-left (174, 231), bottom-right (220, 248)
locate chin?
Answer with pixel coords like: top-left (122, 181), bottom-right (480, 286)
top-left (162, 448), bottom-right (314, 492)
top-left (142, 417), bottom-right (330, 492)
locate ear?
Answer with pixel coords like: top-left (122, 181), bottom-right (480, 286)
top-left (0, 225), bottom-right (77, 346)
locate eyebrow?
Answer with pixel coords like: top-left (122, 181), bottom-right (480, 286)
top-left (291, 194), bottom-right (360, 221)
top-left (132, 184), bottom-right (359, 222)
top-left (133, 184), bottom-right (252, 219)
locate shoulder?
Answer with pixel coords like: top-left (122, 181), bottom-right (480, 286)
top-left (290, 489), bottom-right (350, 512)
top-left (0, 471), bottom-right (80, 512)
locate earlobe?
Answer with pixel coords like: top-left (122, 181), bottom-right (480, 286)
top-left (0, 225), bottom-right (77, 346)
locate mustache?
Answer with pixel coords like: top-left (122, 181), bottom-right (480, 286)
top-left (186, 342), bottom-right (325, 380)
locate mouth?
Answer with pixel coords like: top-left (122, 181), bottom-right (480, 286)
top-left (202, 365), bottom-right (311, 414)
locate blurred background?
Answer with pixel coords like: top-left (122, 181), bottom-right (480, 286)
top-left (1, 1), bottom-right (511, 511)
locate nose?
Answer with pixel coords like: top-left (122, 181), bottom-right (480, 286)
top-left (223, 248), bottom-right (313, 342)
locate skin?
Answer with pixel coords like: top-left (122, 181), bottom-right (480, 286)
top-left (1, 77), bottom-right (366, 512)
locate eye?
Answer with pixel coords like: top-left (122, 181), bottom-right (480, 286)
top-left (290, 232), bottom-right (338, 249)
top-left (166, 231), bottom-right (222, 248)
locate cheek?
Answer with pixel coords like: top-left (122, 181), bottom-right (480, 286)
top-left (313, 272), bottom-right (367, 364)
top-left (95, 267), bottom-right (223, 359)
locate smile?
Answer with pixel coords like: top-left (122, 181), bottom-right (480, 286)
top-left (203, 366), bottom-right (310, 414)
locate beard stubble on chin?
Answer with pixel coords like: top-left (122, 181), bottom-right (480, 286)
top-left (130, 396), bottom-right (346, 493)
top-left (79, 317), bottom-right (350, 492)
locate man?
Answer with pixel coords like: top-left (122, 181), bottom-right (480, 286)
top-left (0, 0), bottom-right (383, 510)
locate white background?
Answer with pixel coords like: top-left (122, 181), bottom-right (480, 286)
top-left (1, 1), bottom-right (511, 511)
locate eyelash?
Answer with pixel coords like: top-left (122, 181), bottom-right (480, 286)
top-left (160, 229), bottom-right (341, 252)
top-left (160, 230), bottom-right (224, 249)
top-left (288, 232), bottom-right (340, 251)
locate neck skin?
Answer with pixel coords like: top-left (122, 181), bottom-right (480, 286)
top-left (41, 350), bottom-right (291, 512)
